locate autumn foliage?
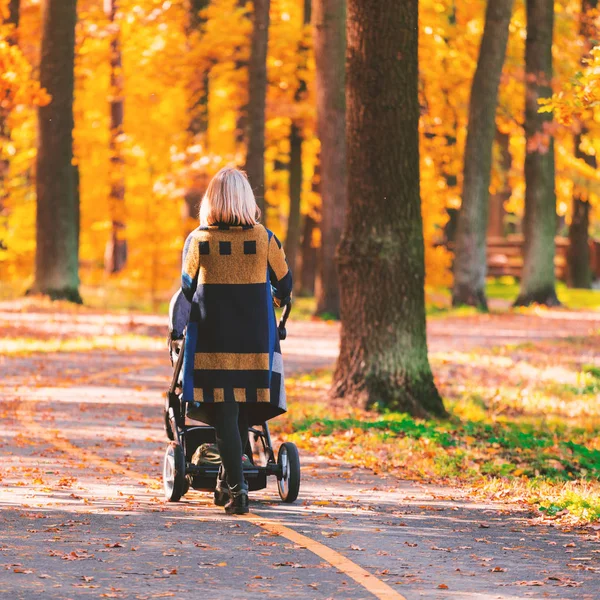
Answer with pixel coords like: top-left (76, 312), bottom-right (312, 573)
top-left (0, 0), bottom-right (598, 303)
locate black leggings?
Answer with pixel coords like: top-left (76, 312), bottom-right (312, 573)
top-left (212, 403), bottom-right (249, 491)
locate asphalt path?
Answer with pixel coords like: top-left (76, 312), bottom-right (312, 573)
top-left (1, 308), bottom-right (600, 599)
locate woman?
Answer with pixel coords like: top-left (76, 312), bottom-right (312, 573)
top-left (180, 167), bottom-right (292, 515)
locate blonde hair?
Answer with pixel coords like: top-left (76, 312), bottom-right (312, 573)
top-left (199, 167), bottom-right (260, 227)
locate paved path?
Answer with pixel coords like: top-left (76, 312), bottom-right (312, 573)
top-left (1, 306), bottom-right (600, 599)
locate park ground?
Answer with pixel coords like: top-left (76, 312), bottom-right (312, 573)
top-left (1, 293), bottom-right (600, 599)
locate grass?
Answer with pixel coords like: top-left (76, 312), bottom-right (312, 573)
top-left (287, 279), bottom-right (600, 319)
top-left (273, 336), bottom-right (600, 524)
top-left (3, 275), bottom-right (598, 318)
top-left (0, 334), bottom-right (164, 356)
top-left (486, 277), bottom-right (600, 309)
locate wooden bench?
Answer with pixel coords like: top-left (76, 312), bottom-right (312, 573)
top-left (486, 235), bottom-right (569, 281)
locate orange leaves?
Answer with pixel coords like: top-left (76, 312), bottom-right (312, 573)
top-left (61, 550), bottom-right (95, 560)
top-left (0, 39), bottom-right (50, 117)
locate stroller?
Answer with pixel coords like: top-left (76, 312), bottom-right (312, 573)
top-left (162, 291), bottom-right (300, 504)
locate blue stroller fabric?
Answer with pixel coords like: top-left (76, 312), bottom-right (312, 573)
top-left (169, 289), bottom-right (191, 340)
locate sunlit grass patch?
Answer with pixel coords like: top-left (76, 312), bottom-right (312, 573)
top-left (278, 343), bottom-right (600, 523)
top-left (0, 334), bottom-right (164, 356)
top-left (536, 486), bottom-right (600, 522)
top-left (486, 278), bottom-right (600, 309)
top-left (480, 478), bottom-right (600, 523)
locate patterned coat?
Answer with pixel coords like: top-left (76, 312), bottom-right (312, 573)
top-left (180, 224), bottom-right (292, 425)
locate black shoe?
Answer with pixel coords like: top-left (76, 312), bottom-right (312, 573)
top-left (214, 465), bottom-right (229, 506)
top-left (214, 488), bottom-right (229, 507)
top-left (224, 492), bottom-right (249, 515)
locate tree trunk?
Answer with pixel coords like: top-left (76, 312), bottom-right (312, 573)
top-left (297, 154), bottom-right (320, 296)
top-left (567, 0), bottom-right (597, 289)
top-left (244, 0), bottom-right (270, 220)
top-left (286, 122), bottom-right (302, 274)
top-left (187, 0), bottom-right (210, 140)
top-left (104, 0), bottom-right (127, 274)
top-left (32, 0), bottom-right (81, 302)
top-left (7, 0), bottom-right (19, 33)
top-left (333, 0), bottom-right (446, 418)
top-left (515, 0), bottom-right (559, 306)
top-left (487, 128), bottom-right (512, 238)
top-left (568, 168), bottom-right (592, 288)
top-left (452, 0), bottom-right (514, 310)
top-left (285, 0), bottom-right (311, 277)
top-left (184, 0), bottom-right (211, 221)
top-left (313, 0), bottom-right (345, 318)
top-left (235, 0), bottom-right (251, 147)
top-left (298, 213), bottom-right (317, 295)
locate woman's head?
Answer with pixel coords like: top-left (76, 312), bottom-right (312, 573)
top-left (199, 167), bottom-right (260, 227)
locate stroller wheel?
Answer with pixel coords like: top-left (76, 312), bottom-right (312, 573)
top-left (163, 442), bottom-right (186, 502)
top-left (277, 442), bottom-right (300, 503)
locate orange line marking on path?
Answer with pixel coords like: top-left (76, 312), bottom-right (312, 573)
top-left (245, 514), bottom-right (407, 600)
top-left (15, 367), bottom-right (407, 600)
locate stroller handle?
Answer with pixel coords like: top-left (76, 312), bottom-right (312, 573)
top-left (277, 301), bottom-right (292, 341)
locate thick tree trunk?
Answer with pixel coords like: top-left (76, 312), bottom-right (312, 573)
top-left (245, 0), bottom-right (270, 219)
top-left (452, 0), bottom-right (514, 309)
top-left (32, 0), bottom-right (81, 302)
top-left (515, 0), bottom-right (559, 307)
top-left (333, 0), bottom-right (446, 418)
top-left (285, 0), bottom-right (311, 278)
top-left (285, 122), bottom-right (302, 274)
top-left (487, 128), bottom-right (511, 238)
top-left (313, 0), bottom-right (345, 318)
top-left (104, 0), bottom-right (127, 274)
top-left (567, 0), bottom-right (597, 289)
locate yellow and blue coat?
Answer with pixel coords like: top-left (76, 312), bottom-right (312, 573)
top-left (180, 223), bottom-right (292, 424)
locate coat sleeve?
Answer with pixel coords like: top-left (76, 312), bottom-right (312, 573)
top-left (181, 232), bottom-right (200, 302)
top-left (267, 233), bottom-right (293, 307)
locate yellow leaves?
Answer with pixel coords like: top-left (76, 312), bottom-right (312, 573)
top-left (545, 46), bottom-right (600, 125)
